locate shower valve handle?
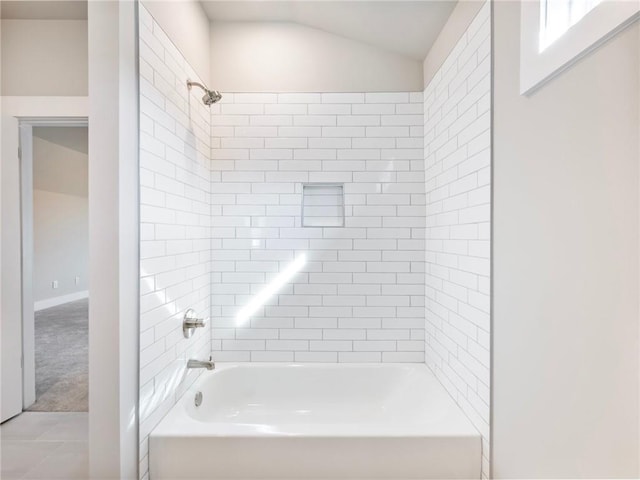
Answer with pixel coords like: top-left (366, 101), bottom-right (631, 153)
top-left (183, 309), bottom-right (207, 338)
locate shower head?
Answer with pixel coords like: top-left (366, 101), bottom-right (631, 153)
top-left (202, 89), bottom-right (222, 105)
top-left (187, 80), bottom-right (222, 106)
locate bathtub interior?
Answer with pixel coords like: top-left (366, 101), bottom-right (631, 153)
top-left (148, 364), bottom-right (481, 438)
top-left (186, 364), bottom-right (453, 424)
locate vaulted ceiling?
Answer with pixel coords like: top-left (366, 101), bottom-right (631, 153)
top-left (201, 1), bottom-right (457, 60)
top-left (0, 0), bottom-right (458, 62)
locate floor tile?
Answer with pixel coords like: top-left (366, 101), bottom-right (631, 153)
top-left (37, 414), bottom-right (88, 442)
top-left (54, 440), bottom-right (88, 454)
top-left (0, 413), bottom-right (67, 440)
top-left (22, 450), bottom-right (88, 479)
top-left (1, 412), bottom-right (89, 480)
top-left (0, 440), bottom-right (62, 478)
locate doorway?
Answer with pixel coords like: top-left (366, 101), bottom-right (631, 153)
top-left (0, 118), bottom-right (89, 480)
top-left (28, 126), bottom-right (89, 412)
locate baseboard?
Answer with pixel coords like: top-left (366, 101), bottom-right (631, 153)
top-left (34, 290), bottom-right (89, 312)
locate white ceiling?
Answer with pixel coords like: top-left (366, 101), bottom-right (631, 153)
top-left (0, 1), bottom-right (87, 20)
top-left (200, 1), bottom-right (458, 60)
top-left (0, 0), bottom-right (458, 61)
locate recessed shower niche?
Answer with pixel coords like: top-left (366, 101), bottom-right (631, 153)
top-left (302, 183), bottom-right (345, 228)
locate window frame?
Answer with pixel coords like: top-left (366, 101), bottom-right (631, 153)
top-left (520, 0), bottom-right (640, 95)
top-left (539, 0), bottom-right (602, 51)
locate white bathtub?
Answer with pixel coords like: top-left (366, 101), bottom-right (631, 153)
top-left (149, 363), bottom-right (481, 479)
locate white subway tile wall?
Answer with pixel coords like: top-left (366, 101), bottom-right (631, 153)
top-left (139, 4), bottom-right (493, 479)
top-left (423, 2), bottom-right (491, 478)
top-left (209, 92), bottom-right (426, 362)
top-left (138, 6), bottom-right (212, 480)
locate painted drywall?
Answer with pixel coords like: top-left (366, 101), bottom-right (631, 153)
top-left (33, 190), bottom-right (88, 303)
top-left (422, 1), bottom-right (484, 89)
top-left (423, 2), bottom-right (491, 477)
top-left (32, 128), bottom-right (88, 304)
top-left (209, 22), bottom-right (423, 92)
top-left (493, 3), bottom-right (639, 478)
top-left (201, 1), bottom-right (457, 61)
top-left (209, 91), bottom-right (425, 362)
top-left (33, 127), bottom-right (88, 196)
top-left (0, 1), bottom-right (87, 20)
top-left (138, 6), bottom-right (212, 479)
top-left (87, 2), bottom-right (139, 478)
top-left (141, 0), bottom-right (210, 84)
top-left (0, 19), bottom-right (87, 96)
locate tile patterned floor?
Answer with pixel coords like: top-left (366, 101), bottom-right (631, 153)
top-left (0, 412), bottom-right (88, 479)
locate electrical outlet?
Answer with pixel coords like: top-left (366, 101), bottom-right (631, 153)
top-left (52, 280), bottom-right (58, 289)
top-left (75, 276), bottom-right (80, 285)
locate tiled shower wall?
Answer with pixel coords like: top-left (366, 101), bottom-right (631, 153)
top-left (138, 3), bottom-right (492, 478)
top-left (423, 2), bottom-right (491, 477)
top-left (138, 6), bottom-right (212, 479)
top-left (209, 92), bottom-right (426, 362)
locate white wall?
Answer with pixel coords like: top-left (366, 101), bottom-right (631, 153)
top-left (32, 128), bottom-right (88, 304)
top-left (33, 190), bottom-right (87, 303)
top-left (33, 127), bottom-right (88, 196)
top-left (422, 1), bottom-right (484, 89)
top-left (209, 91), bottom-right (425, 362)
top-left (87, 2), bottom-right (138, 478)
top-left (210, 22), bottom-right (423, 93)
top-left (493, 3), bottom-right (639, 478)
top-left (138, 6), bottom-right (212, 479)
top-left (141, 0), bottom-right (210, 84)
top-left (423, 3), bottom-right (491, 477)
top-left (0, 19), bottom-right (87, 96)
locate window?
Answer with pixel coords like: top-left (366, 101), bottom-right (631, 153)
top-left (539, 0), bottom-right (602, 51)
top-left (520, 0), bottom-right (639, 94)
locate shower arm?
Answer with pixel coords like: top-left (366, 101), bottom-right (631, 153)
top-left (186, 79), bottom-right (222, 105)
top-left (187, 80), bottom-right (207, 92)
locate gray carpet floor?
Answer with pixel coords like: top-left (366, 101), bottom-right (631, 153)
top-left (26, 299), bottom-right (88, 412)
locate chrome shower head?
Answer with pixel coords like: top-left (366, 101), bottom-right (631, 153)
top-left (202, 89), bottom-right (222, 105)
top-left (187, 80), bottom-right (222, 106)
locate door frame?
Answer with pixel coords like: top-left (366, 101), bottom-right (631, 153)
top-left (1, 95), bottom-right (88, 423)
top-left (18, 117), bottom-right (89, 409)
